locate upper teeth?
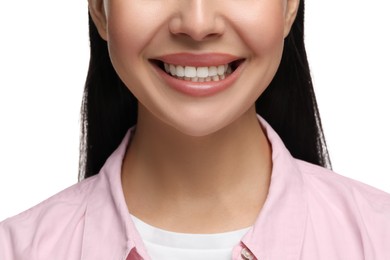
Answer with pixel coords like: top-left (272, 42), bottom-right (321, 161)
top-left (163, 63), bottom-right (232, 81)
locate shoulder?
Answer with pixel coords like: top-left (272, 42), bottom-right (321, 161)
top-left (1, 175), bottom-right (97, 225)
top-left (0, 176), bottom-right (98, 259)
top-left (295, 160), bottom-right (390, 256)
top-left (296, 159), bottom-right (390, 207)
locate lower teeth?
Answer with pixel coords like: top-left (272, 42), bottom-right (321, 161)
top-left (175, 75), bottom-right (227, 82)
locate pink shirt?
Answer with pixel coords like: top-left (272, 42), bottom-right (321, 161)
top-left (1, 117), bottom-right (390, 260)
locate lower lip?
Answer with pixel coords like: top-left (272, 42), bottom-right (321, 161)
top-left (153, 63), bottom-right (243, 97)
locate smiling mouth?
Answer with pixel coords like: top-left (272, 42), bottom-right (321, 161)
top-left (152, 59), bottom-right (244, 82)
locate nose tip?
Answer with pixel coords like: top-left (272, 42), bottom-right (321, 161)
top-left (169, 17), bottom-right (224, 41)
top-left (168, 2), bottom-right (225, 41)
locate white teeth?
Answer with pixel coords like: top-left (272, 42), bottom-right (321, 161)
top-left (169, 64), bottom-right (176, 76)
top-left (208, 66), bottom-right (217, 77)
top-left (184, 66), bottom-right (197, 77)
top-left (217, 65), bottom-right (225, 76)
top-left (164, 63), bottom-right (170, 73)
top-left (176, 66), bottom-right (185, 77)
top-left (196, 67), bottom-right (208, 78)
top-left (163, 62), bottom-right (233, 82)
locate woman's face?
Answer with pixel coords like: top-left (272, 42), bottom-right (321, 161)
top-left (90, 0), bottom-right (299, 136)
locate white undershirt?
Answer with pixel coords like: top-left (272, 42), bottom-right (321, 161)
top-left (130, 214), bottom-right (251, 260)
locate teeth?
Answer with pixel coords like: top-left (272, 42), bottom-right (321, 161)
top-left (217, 65), bottom-right (225, 76)
top-left (196, 67), bottom-right (208, 78)
top-left (208, 66), bottom-right (217, 77)
top-left (164, 63), bottom-right (170, 72)
top-left (227, 66), bottom-right (232, 74)
top-left (163, 63), bottom-right (232, 82)
top-left (184, 66), bottom-right (197, 77)
top-left (169, 64), bottom-right (176, 76)
top-left (176, 66), bottom-right (185, 77)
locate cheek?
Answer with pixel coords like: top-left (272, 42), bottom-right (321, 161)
top-left (230, 3), bottom-right (286, 57)
top-left (230, 3), bottom-right (286, 105)
top-left (107, 17), bottom-right (141, 67)
top-left (104, 2), bottom-right (173, 113)
top-left (105, 2), bottom-right (164, 71)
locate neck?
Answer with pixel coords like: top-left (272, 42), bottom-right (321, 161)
top-left (121, 105), bottom-right (272, 232)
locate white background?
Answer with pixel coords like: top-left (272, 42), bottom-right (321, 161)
top-left (0, 0), bottom-right (389, 221)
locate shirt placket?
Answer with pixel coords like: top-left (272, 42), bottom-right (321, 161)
top-left (232, 243), bottom-right (257, 260)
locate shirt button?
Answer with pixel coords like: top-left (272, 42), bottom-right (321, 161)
top-left (241, 247), bottom-right (254, 260)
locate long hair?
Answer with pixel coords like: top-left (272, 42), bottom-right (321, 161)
top-left (79, 1), bottom-right (331, 180)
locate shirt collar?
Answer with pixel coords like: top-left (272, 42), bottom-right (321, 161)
top-left (81, 116), bottom-right (307, 260)
top-left (240, 116), bottom-right (307, 260)
top-left (81, 128), bottom-right (151, 260)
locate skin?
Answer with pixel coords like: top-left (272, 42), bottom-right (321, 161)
top-left (89, 0), bottom-right (299, 233)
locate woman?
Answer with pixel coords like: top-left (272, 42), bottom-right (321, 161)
top-left (1, 0), bottom-right (389, 259)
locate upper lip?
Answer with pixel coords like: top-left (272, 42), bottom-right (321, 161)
top-left (152, 53), bottom-right (242, 67)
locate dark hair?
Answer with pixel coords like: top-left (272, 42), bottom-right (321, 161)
top-left (79, 0), bottom-right (331, 180)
